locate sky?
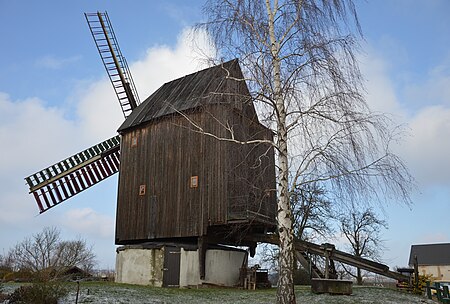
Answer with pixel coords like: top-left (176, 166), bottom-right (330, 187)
top-left (0, 0), bottom-right (449, 271)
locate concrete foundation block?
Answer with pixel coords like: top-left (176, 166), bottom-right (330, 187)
top-left (311, 278), bottom-right (353, 295)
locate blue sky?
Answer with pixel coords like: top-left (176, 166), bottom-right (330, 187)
top-left (0, 0), bottom-right (449, 271)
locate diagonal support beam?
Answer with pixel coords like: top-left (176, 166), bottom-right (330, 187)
top-left (247, 234), bottom-right (409, 282)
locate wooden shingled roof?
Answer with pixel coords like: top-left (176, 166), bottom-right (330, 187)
top-left (118, 58), bottom-right (256, 132)
top-left (408, 243), bottom-right (450, 266)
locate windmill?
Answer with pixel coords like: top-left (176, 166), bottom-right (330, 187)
top-left (24, 12), bottom-right (277, 287)
top-left (24, 12), bottom-right (412, 289)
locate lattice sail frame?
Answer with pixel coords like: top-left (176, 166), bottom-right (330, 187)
top-left (25, 136), bottom-right (120, 213)
top-left (85, 11), bottom-right (140, 118)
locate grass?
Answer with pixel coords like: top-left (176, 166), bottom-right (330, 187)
top-left (1, 282), bottom-right (435, 303)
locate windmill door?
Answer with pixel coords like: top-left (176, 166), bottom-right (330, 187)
top-left (162, 246), bottom-right (181, 287)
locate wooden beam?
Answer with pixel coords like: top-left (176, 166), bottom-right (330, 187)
top-left (198, 236), bottom-right (207, 280)
top-left (246, 234), bottom-right (409, 282)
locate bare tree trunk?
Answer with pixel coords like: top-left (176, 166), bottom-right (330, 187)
top-left (266, 1), bottom-right (295, 302)
top-left (356, 267), bottom-right (362, 285)
top-left (276, 115), bottom-right (295, 304)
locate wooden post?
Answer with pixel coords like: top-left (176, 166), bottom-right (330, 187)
top-left (443, 285), bottom-right (450, 298)
top-left (198, 236), bottom-right (207, 280)
top-left (324, 251), bottom-right (329, 279)
top-left (426, 281), bottom-right (432, 299)
top-left (75, 281), bottom-right (80, 304)
top-left (413, 255), bottom-right (419, 291)
top-left (436, 282), bottom-right (442, 302)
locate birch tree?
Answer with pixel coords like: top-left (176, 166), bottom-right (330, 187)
top-left (200, 1), bottom-right (413, 303)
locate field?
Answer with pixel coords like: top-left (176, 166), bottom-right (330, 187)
top-left (2, 282), bottom-right (435, 304)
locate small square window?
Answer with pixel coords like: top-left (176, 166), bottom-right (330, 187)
top-left (190, 176), bottom-right (198, 188)
top-left (131, 136), bottom-right (138, 147)
top-left (139, 184), bottom-right (146, 196)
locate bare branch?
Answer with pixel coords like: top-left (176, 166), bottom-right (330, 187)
top-left (171, 104), bottom-right (277, 148)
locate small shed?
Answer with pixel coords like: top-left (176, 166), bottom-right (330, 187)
top-left (43, 266), bottom-right (92, 281)
top-left (409, 243), bottom-right (450, 281)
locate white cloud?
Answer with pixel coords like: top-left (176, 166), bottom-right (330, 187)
top-left (400, 106), bottom-right (450, 186)
top-left (359, 49), bottom-right (406, 119)
top-left (361, 49), bottom-right (450, 188)
top-left (0, 93), bottom-right (83, 223)
top-left (35, 55), bottom-right (81, 70)
top-left (132, 28), bottom-right (215, 99)
top-left (404, 55), bottom-right (450, 108)
top-left (0, 186), bottom-right (36, 224)
top-left (75, 80), bottom-right (124, 143)
top-left (0, 93), bottom-right (80, 174)
top-left (60, 208), bottom-right (114, 239)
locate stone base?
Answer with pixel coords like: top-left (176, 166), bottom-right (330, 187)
top-left (311, 278), bottom-right (353, 295)
top-left (115, 243), bottom-right (246, 287)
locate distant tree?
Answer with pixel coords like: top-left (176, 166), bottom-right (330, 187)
top-left (0, 252), bottom-right (14, 281)
top-left (55, 240), bottom-right (96, 273)
top-left (0, 252), bottom-right (13, 271)
top-left (10, 227), bottom-right (60, 273)
top-left (257, 243), bottom-right (280, 273)
top-left (339, 208), bottom-right (387, 285)
top-left (8, 227), bottom-right (96, 279)
top-left (258, 184), bottom-right (334, 277)
top-left (291, 184), bottom-right (335, 242)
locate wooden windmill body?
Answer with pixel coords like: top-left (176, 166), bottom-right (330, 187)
top-left (116, 59), bottom-right (276, 246)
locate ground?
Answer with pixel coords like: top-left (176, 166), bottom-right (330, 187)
top-left (1, 282), bottom-right (435, 303)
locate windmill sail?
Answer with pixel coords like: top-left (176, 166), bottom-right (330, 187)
top-left (25, 136), bottom-right (120, 213)
top-left (25, 12), bottom-right (140, 213)
top-left (85, 11), bottom-right (140, 118)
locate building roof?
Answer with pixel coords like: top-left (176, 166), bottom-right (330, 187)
top-left (408, 243), bottom-right (450, 266)
top-left (118, 58), bottom-right (256, 132)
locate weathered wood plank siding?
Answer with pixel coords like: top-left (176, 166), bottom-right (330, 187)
top-left (116, 109), bottom-right (227, 243)
top-left (116, 105), bottom-right (275, 244)
top-left (224, 109), bottom-right (276, 224)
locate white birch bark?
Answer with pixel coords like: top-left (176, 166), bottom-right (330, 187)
top-left (266, 1), bottom-right (295, 303)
